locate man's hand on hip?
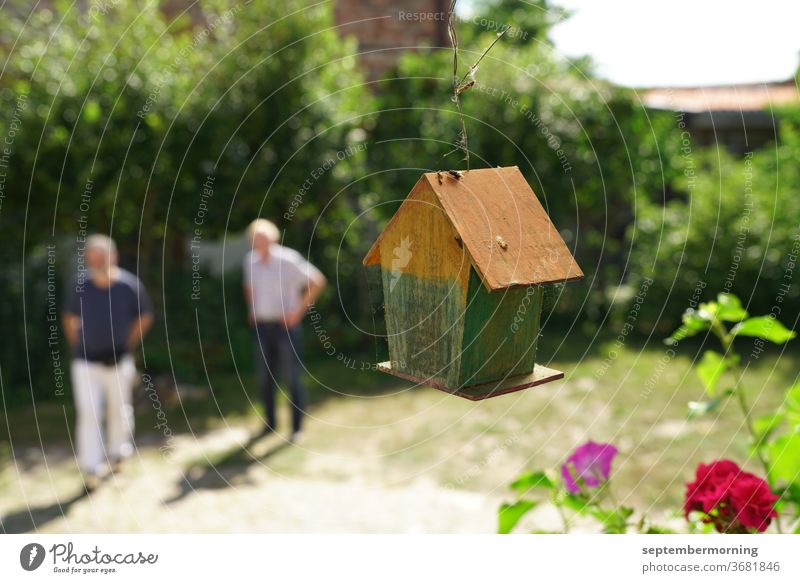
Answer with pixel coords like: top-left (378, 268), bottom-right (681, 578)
top-left (282, 307), bottom-right (304, 329)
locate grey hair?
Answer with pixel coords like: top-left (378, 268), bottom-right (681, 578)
top-left (85, 234), bottom-right (117, 254)
top-left (247, 218), bottom-right (280, 242)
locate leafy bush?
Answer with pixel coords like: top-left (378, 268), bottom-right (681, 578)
top-left (625, 124), bottom-right (800, 334)
top-left (501, 291), bottom-right (799, 534)
top-left (0, 0), bottom-right (370, 400)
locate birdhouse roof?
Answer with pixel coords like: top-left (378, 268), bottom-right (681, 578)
top-left (363, 166), bottom-right (583, 290)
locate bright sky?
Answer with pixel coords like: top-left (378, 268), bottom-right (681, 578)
top-left (462, 0), bottom-right (800, 87)
top-left (548, 0), bottom-right (800, 87)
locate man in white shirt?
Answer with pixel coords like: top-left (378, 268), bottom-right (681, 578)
top-left (244, 219), bottom-right (326, 441)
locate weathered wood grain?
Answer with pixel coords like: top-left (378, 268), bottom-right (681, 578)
top-left (459, 271), bottom-right (542, 385)
top-left (427, 166), bottom-right (583, 290)
top-left (373, 180), bottom-right (470, 388)
top-left (382, 271), bottom-right (465, 388)
top-left (364, 166), bottom-right (582, 290)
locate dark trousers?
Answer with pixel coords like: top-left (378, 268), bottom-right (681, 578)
top-left (254, 322), bottom-right (306, 432)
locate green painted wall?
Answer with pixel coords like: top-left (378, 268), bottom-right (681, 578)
top-left (458, 269), bottom-right (541, 386)
top-left (382, 269), bottom-right (466, 388)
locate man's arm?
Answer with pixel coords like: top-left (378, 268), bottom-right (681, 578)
top-left (62, 278), bottom-right (81, 348)
top-left (244, 284), bottom-right (256, 326)
top-left (283, 270), bottom-right (326, 328)
top-left (243, 255), bottom-right (256, 326)
top-left (129, 278), bottom-right (155, 349)
top-left (62, 312), bottom-right (80, 348)
top-left (301, 270), bottom-right (327, 309)
top-left (127, 313), bottom-right (153, 350)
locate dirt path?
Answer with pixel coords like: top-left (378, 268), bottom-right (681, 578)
top-left (1, 425), bottom-right (501, 533)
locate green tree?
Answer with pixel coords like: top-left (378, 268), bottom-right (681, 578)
top-left (0, 0), bottom-right (370, 397)
top-left (626, 127), bottom-right (800, 334)
top-left (368, 0), bottom-right (677, 321)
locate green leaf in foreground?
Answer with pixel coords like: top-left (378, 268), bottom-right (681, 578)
top-left (754, 412), bottom-right (785, 446)
top-left (732, 316), bottom-right (797, 344)
top-left (498, 500), bottom-right (537, 534)
top-left (559, 493), bottom-right (590, 515)
top-left (715, 293), bottom-right (748, 322)
top-left (765, 432), bottom-right (800, 484)
top-left (644, 526), bottom-right (675, 534)
top-left (667, 309), bottom-right (711, 344)
top-left (509, 470), bottom-right (554, 493)
top-left (591, 506), bottom-right (633, 534)
top-left (780, 483), bottom-right (800, 506)
top-left (695, 350), bottom-right (727, 397)
top-left (785, 382), bottom-right (800, 428)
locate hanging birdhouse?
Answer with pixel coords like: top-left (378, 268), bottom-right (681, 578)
top-left (363, 166), bottom-right (583, 400)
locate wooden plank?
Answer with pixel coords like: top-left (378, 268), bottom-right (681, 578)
top-left (425, 166), bottom-right (584, 290)
top-left (363, 176), bottom-right (430, 267)
top-left (382, 271), bottom-right (466, 388)
top-left (375, 180), bottom-right (470, 388)
top-left (376, 361), bottom-right (564, 401)
top-left (375, 181), bottom-right (470, 282)
top-left (458, 271), bottom-right (541, 385)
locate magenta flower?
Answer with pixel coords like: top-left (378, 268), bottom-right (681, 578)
top-left (561, 441), bottom-right (618, 494)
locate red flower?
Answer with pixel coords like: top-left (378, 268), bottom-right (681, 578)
top-left (684, 460), bottom-right (778, 533)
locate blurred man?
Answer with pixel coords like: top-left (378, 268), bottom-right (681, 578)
top-left (244, 219), bottom-right (326, 442)
top-left (63, 235), bottom-right (153, 489)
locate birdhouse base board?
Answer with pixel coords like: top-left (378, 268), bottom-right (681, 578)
top-left (375, 362), bottom-right (564, 401)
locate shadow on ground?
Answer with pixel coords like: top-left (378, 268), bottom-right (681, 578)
top-left (164, 431), bottom-right (291, 505)
top-left (1, 488), bottom-right (89, 534)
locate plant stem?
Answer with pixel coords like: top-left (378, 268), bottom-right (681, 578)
top-left (554, 492), bottom-right (570, 534)
top-left (713, 320), bottom-right (784, 533)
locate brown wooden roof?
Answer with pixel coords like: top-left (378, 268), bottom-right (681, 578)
top-left (363, 166), bottom-right (583, 290)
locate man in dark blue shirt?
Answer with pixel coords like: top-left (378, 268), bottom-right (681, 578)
top-left (63, 235), bottom-right (153, 489)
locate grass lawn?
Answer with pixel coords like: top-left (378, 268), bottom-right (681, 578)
top-left (1, 331), bottom-right (797, 532)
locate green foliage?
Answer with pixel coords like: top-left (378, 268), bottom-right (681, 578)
top-left (499, 465), bottom-right (649, 534)
top-left (670, 291), bottom-right (800, 530)
top-left (687, 396), bottom-right (727, 418)
top-left (628, 132), bottom-right (800, 334)
top-left (715, 293), bottom-right (750, 321)
top-left (732, 317), bottom-right (797, 344)
top-left (509, 470), bottom-right (554, 493)
top-left (498, 500), bottom-right (537, 534)
top-left (462, 0), bottom-right (568, 48)
top-left (589, 506), bottom-right (633, 535)
top-left (0, 0), bottom-right (371, 399)
top-left (766, 433), bottom-right (800, 485)
top-left (695, 350), bottom-right (728, 397)
top-left (669, 293), bottom-right (796, 347)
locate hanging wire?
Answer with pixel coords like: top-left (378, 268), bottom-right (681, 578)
top-left (447, 0), bottom-right (469, 169)
top-left (446, 0), bottom-right (508, 170)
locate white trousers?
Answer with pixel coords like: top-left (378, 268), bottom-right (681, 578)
top-left (70, 355), bottom-right (137, 474)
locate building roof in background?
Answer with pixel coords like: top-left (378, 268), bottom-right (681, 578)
top-left (641, 80), bottom-right (799, 113)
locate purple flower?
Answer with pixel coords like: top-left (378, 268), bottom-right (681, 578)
top-left (561, 441), bottom-right (618, 494)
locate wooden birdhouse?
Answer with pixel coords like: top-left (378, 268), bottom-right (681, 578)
top-left (363, 166), bottom-right (583, 400)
